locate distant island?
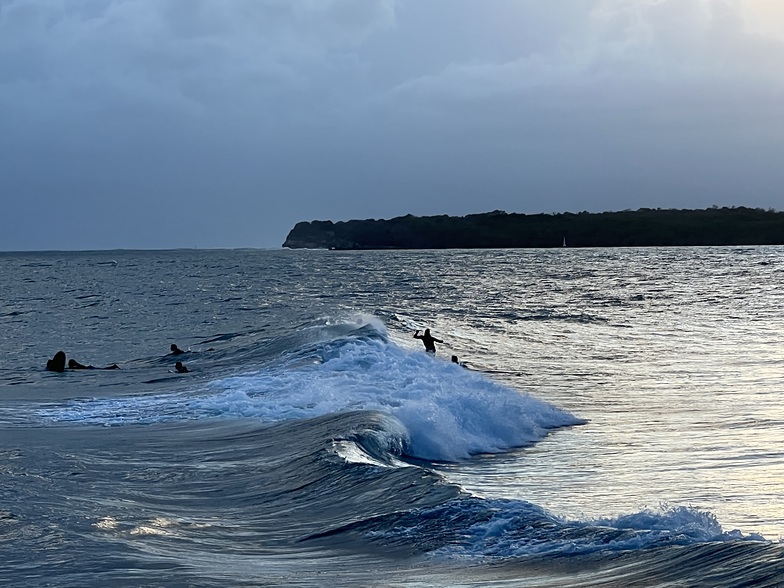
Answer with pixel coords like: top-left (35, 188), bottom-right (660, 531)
top-left (283, 207), bottom-right (784, 250)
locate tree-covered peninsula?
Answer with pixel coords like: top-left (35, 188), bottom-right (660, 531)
top-left (283, 207), bottom-right (784, 250)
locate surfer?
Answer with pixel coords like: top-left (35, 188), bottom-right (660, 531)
top-left (68, 359), bottom-right (120, 370)
top-left (169, 344), bottom-right (186, 356)
top-left (414, 329), bottom-right (443, 354)
top-left (46, 351), bottom-right (67, 372)
top-left (175, 361), bottom-right (189, 373)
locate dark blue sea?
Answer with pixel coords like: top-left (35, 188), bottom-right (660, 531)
top-left (2, 247), bottom-right (783, 587)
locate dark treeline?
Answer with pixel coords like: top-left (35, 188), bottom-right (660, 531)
top-left (282, 207), bottom-right (784, 250)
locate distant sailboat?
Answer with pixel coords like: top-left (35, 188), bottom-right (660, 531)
top-left (562, 237), bottom-right (567, 247)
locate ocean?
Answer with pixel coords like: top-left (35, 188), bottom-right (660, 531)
top-left (1, 247), bottom-right (783, 587)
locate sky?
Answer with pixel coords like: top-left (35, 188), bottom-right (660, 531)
top-left (2, 0), bottom-right (784, 250)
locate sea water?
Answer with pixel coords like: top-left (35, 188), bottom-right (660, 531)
top-left (1, 247), bottom-right (783, 587)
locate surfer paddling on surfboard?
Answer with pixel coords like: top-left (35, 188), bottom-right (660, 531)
top-left (413, 328), bottom-right (443, 354)
top-left (169, 343), bottom-right (186, 356)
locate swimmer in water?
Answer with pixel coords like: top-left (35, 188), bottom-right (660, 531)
top-left (169, 344), bottom-right (185, 355)
top-left (46, 351), bottom-right (67, 372)
top-left (175, 361), bottom-right (189, 373)
top-left (413, 329), bottom-right (443, 354)
top-left (68, 359), bottom-right (120, 370)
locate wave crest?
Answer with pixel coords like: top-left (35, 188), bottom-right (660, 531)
top-left (38, 321), bottom-right (582, 462)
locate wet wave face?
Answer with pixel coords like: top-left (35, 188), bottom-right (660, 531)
top-left (341, 499), bottom-right (762, 558)
top-left (38, 316), bottom-right (583, 462)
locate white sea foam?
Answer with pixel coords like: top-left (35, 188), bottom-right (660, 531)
top-left (204, 337), bottom-right (582, 461)
top-left (39, 336), bottom-right (582, 462)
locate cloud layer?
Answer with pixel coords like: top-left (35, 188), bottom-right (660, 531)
top-left (2, 0), bottom-right (783, 249)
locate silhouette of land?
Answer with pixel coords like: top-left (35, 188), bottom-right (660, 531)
top-left (283, 207), bottom-right (784, 250)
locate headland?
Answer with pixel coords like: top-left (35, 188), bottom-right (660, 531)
top-left (283, 207), bottom-right (784, 250)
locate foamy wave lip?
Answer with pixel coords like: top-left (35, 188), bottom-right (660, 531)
top-left (204, 338), bottom-right (583, 461)
top-left (416, 500), bottom-right (767, 559)
top-left (38, 335), bottom-right (583, 462)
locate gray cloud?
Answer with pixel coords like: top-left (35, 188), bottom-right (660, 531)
top-left (1, 0), bottom-right (783, 249)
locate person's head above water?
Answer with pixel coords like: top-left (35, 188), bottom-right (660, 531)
top-left (451, 355), bottom-right (459, 363)
top-left (170, 344), bottom-right (185, 355)
top-left (425, 328), bottom-right (431, 336)
top-left (175, 361), bottom-right (189, 373)
top-left (46, 351), bottom-right (66, 372)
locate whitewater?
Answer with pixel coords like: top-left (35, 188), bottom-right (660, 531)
top-left (1, 247), bottom-right (783, 587)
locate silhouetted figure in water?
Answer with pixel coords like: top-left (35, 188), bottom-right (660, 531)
top-left (68, 359), bottom-right (120, 370)
top-left (175, 361), bottom-right (189, 373)
top-left (46, 351), bottom-right (67, 372)
top-left (414, 329), bottom-right (443, 354)
top-left (451, 355), bottom-right (467, 368)
top-left (170, 344), bottom-right (185, 355)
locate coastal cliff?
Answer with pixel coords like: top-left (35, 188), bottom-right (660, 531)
top-left (283, 207), bottom-right (784, 250)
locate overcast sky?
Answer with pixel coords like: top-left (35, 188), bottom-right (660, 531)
top-left (2, 0), bottom-right (784, 250)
